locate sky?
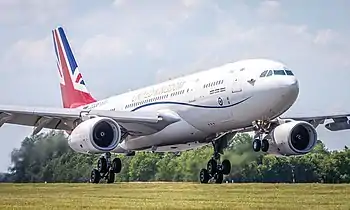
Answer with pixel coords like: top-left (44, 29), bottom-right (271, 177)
top-left (0, 0), bottom-right (349, 172)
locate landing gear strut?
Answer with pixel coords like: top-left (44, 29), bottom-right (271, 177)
top-left (199, 137), bottom-right (231, 184)
top-left (252, 120), bottom-right (271, 153)
top-left (90, 152), bottom-right (122, 184)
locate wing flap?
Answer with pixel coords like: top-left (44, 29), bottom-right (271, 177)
top-left (0, 105), bottom-right (180, 136)
top-left (0, 105), bottom-right (77, 130)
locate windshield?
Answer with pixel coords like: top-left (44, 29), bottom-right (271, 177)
top-left (260, 69), bottom-right (294, 77)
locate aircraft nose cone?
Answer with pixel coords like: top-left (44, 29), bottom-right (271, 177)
top-left (282, 76), bottom-right (298, 87)
top-left (281, 77), bottom-right (299, 100)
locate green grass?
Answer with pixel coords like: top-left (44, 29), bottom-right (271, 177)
top-left (0, 182), bottom-right (350, 209)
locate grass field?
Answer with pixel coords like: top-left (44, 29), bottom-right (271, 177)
top-left (0, 182), bottom-right (350, 209)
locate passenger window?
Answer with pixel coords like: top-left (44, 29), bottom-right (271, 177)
top-left (260, 70), bottom-right (268, 77)
top-left (285, 70), bottom-right (294, 75)
top-left (266, 70), bottom-right (273, 77)
top-left (274, 70), bottom-right (286, 75)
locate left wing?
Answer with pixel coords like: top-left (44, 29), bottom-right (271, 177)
top-left (280, 113), bottom-right (350, 131)
top-left (0, 105), bottom-right (181, 136)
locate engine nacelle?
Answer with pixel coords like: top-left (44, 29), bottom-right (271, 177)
top-left (68, 117), bottom-right (122, 154)
top-left (271, 120), bottom-right (317, 156)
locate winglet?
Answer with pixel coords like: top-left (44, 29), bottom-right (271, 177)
top-left (52, 26), bottom-right (96, 108)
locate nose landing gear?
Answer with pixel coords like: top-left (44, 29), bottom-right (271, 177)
top-left (253, 138), bottom-right (269, 152)
top-left (252, 120), bottom-right (272, 153)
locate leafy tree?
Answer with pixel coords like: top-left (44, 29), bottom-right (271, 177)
top-left (3, 130), bottom-right (350, 184)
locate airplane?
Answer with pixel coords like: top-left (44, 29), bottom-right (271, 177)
top-left (1, 26), bottom-right (349, 184)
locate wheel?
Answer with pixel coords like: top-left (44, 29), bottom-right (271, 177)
top-left (221, 159), bottom-right (231, 175)
top-left (214, 172), bottom-right (223, 184)
top-left (107, 171), bottom-right (115, 183)
top-left (111, 158), bottom-right (122, 173)
top-left (261, 139), bottom-right (269, 152)
top-left (252, 139), bottom-right (261, 152)
top-left (199, 168), bottom-right (210, 183)
top-left (90, 169), bottom-right (101, 184)
top-left (97, 157), bottom-right (108, 173)
top-left (207, 159), bottom-right (217, 175)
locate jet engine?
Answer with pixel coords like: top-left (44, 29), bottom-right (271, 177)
top-left (68, 117), bottom-right (122, 154)
top-left (271, 120), bottom-right (317, 156)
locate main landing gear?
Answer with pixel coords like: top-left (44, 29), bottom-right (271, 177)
top-left (90, 152), bottom-right (122, 184)
top-left (252, 120), bottom-right (271, 153)
top-left (199, 138), bottom-right (231, 184)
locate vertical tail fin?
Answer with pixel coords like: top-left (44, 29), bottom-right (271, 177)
top-left (52, 27), bottom-right (96, 108)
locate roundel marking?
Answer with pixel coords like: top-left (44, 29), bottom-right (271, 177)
top-left (218, 97), bottom-right (223, 106)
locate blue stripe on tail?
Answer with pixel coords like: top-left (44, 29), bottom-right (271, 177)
top-left (57, 27), bottom-right (78, 75)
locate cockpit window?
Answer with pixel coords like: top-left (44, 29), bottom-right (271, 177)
top-left (260, 70), bottom-right (268, 77)
top-left (260, 69), bottom-right (294, 78)
top-left (274, 70), bottom-right (286, 75)
top-left (266, 70), bottom-right (273, 77)
top-left (285, 70), bottom-right (294, 75)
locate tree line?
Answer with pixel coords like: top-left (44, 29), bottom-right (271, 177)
top-left (1, 130), bottom-right (350, 183)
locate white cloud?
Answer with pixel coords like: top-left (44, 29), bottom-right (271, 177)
top-left (182, 0), bottom-right (201, 8)
top-left (112, 0), bottom-right (125, 7)
top-left (313, 29), bottom-right (338, 45)
top-left (2, 36), bottom-right (53, 72)
top-left (0, 0), bottom-right (69, 25)
top-left (145, 40), bottom-right (164, 58)
top-left (257, 0), bottom-right (283, 21)
top-left (0, 1), bottom-right (350, 172)
top-left (79, 34), bottom-right (128, 62)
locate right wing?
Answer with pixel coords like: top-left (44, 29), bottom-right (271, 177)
top-left (280, 112), bottom-right (350, 131)
top-left (0, 105), bottom-right (181, 136)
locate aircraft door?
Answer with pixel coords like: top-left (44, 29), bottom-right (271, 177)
top-left (188, 77), bottom-right (202, 103)
top-left (228, 70), bottom-right (244, 104)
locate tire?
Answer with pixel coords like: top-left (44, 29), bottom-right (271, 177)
top-left (107, 171), bottom-right (115, 184)
top-left (199, 168), bottom-right (210, 183)
top-left (207, 159), bottom-right (217, 175)
top-left (111, 158), bottom-right (122, 173)
top-left (97, 157), bottom-right (108, 174)
top-left (215, 173), bottom-right (223, 184)
top-left (90, 169), bottom-right (100, 184)
top-left (252, 139), bottom-right (261, 152)
top-left (261, 139), bottom-right (269, 152)
top-left (221, 159), bottom-right (231, 175)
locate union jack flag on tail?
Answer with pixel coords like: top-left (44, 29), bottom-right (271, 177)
top-left (52, 27), bottom-right (96, 108)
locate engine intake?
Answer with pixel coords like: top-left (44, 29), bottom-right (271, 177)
top-left (68, 117), bottom-right (122, 154)
top-left (290, 125), bottom-right (311, 151)
top-left (92, 120), bottom-right (117, 148)
top-left (272, 120), bottom-right (317, 155)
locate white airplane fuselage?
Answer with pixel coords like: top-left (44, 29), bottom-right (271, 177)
top-left (82, 58), bottom-right (299, 153)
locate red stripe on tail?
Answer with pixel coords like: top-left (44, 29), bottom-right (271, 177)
top-left (53, 28), bottom-right (96, 108)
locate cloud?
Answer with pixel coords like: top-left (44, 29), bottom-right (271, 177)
top-left (79, 34), bottom-right (128, 63)
top-left (182, 0), bottom-right (201, 8)
top-left (112, 0), bottom-right (124, 7)
top-left (0, 0), bottom-right (69, 25)
top-left (313, 29), bottom-right (338, 45)
top-left (2, 36), bottom-right (53, 72)
top-left (144, 40), bottom-right (164, 58)
top-left (257, 0), bottom-right (283, 20)
top-left (0, 1), bottom-right (350, 172)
